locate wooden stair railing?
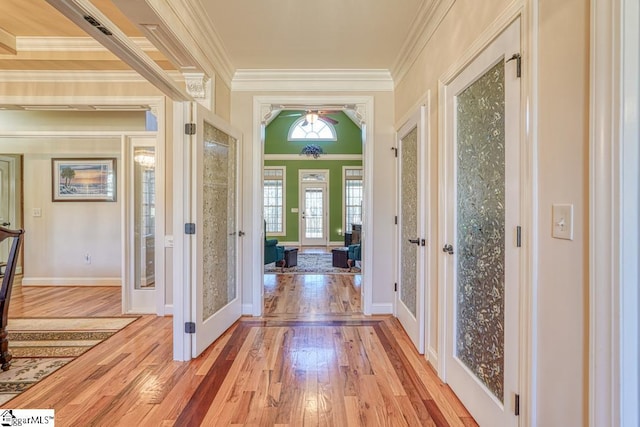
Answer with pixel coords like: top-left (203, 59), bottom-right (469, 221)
top-left (0, 226), bottom-right (24, 371)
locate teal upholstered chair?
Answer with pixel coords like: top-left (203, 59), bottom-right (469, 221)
top-left (264, 220), bottom-right (284, 265)
top-left (347, 243), bottom-right (361, 270)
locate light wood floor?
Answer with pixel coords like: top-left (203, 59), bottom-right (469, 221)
top-left (4, 281), bottom-right (476, 426)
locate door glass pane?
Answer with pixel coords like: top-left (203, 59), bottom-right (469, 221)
top-left (456, 60), bottom-right (505, 402)
top-left (304, 187), bottom-right (323, 238)
top-left (202, 122), bottom-right (237, 320)
top-left (133, 147), bottom-right (155, 290)
top-left (400, 127), bottom-right (418, 316)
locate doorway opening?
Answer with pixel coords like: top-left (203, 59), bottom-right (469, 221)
top-left (254, 96), bottom-right (374, 316)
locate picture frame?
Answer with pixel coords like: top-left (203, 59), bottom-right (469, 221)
top-left (52, 158), bottom-right (117, 202)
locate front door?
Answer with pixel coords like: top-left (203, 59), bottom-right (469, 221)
top-left (396, 109), bottom-right (426, 353)
top-left (190, 102), bottom-right (242, 357)
top-left (441, 19), bottom-right (521, 426)
top-left (299, 170), bottom-right (328, 246)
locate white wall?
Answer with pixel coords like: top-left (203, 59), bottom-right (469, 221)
top-left (230, 90), bottom-right (396, 314)
top-left (0, 137), bottom-right (122, 284)
top-left (394, 0), bottom-right (590, 425)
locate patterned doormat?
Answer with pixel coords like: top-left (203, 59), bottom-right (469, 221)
top-left (264, 252), bottom-right (361, 274)
top-left (0, 317), bottom-right (138, 405)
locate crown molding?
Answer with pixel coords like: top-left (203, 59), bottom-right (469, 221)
top-left (0, 70), bottom-right (184, 82)
top-left (232, 69), bottom-right (393, 92)
top-left (391, 0), bottom-right (456, 85)
top-left (160, 0), bottom-right (235, 85)
top-left (16, 36), bottom-right (156, 52)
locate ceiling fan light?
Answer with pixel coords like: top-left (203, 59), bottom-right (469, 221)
top-left (305, 112), bottom-right (318, 124)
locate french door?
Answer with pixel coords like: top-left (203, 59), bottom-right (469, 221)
top-left (441, 19), bottom-right (521, 426)
top-left (189, 102), bottom-right (242, 357)
top-left (299, 170), bottom-right (328, 246)
top-left (124, 138), bottom-right (158, 314)
top-left (396, 108), bottom-right (426, 354)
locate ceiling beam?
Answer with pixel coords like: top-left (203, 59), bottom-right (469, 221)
top-left (0, 27), bottom-right (16, 55)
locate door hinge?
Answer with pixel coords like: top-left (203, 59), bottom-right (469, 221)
top-left (515, 393), bottom-right (520, 416)
top-left (185, 122), bottom-right (196, 135)
top-left (185, 322), bottom-right (196, 334)
top-left (394, 215), bottom-right (398, 225)
top-left (507, 53), bottom-right (522, 78)
top-left (185, 223), bottom-right (196, 235)
top-left (516, 226), bottom-right (522, 247)
top-left (391, 147), bottom-right (398, 157)
top-left (394, 283), bottom-right (398, 292)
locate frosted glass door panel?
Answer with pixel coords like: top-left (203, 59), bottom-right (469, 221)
top-left (400, 127), bottom-right (418, 316)
top-left (455, 60), bottom-right (505, 402)
top-left (202, 122), bottom-right (237, 320)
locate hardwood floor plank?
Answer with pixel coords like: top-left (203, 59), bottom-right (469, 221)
top-left (2, 278), bottom-right (476, 427)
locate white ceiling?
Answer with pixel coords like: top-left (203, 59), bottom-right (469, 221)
top-left (0, 0), bottom-right (435, 81)
top-left (192, 0), bottom-right (426, 70)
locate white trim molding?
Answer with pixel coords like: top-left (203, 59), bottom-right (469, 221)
top-left (0, 70), bottom-right (183, 83)
top-left (589, 0), bottom-right (620, 426)
top-left (391, 0), bottom-right (456, 85)
top-left (590, 0), bottom-right (640, 425)
top-left (16, 36), bottom-right (156, 52)
top-left (233, 69), bottom-right (393, 92)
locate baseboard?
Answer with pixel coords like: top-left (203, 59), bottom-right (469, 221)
top-left (164, 304), bottom-right (173, 315)
top-left (370, 303), bottom-right (393, 314)
top-left (242, 303), bottom-right (254, 315)
top-left (22, 277), bottom-right (121, 286)
top-left (329, 241), bottom-right (346, 247)
top-left (427, 347), bottom-right (439, 371)
top-left (276, 241), bottom-right (299, 247)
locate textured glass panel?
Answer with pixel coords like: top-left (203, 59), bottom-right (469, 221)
top-left (202, 122), bottom-right (237, 320)
top-left (400, 126), bottom-right (418, 316)
top-left (456, 60), bottom-right (505, 402)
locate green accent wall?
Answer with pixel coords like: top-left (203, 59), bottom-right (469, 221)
top-left (265, 111), bottom-right (362, 155)
top-left (264, 160), bottom-right (362, 242)
top-left (264, 111), bottom-right (363, 243)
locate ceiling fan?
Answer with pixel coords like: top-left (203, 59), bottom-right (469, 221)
top-left (279, 110), bottom-right (340, 125)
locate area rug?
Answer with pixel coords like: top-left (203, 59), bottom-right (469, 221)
top-left (264, 252), bottom-right (361, 274)
top-left (0, 317), bottom-right (138, 405)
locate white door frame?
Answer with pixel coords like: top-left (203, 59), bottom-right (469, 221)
top-left (438, 3), bottom-right (536, 425)
top-left (252, 95), bottom-right (375, 316)
top-left (395, 106), bottom-right (427, 354)
top-left (122, 136), bottom-right (163, 314)
top-left (589, 0), bottom-right (639, 425)
top-left (299, 169), bottom-right (329, 246)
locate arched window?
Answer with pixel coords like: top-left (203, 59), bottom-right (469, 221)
top-left (288, 116), bottom-right (337, 141)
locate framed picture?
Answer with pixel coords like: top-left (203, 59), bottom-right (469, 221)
top-left (52, 158), bottom-right (117, 202)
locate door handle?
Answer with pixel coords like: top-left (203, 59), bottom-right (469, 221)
top-left (1, 222), bottom-right (9, 227)
top-left (442, 244), bottom-right (454, 254)
top-left (408, 238), bottom-right (420, 245)
top-left (238, 230), bottom-right (245, 237)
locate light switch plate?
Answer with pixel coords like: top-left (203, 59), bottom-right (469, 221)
top-left (32, 208), bottom-right (42, 217)
top-left (552, 204), bottom-right (574, 240)
top-left (291, 208), bottom-right (299, 213)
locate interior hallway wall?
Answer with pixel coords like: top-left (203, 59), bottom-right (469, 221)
top-left (393, 0), bottom-right (590, 425)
